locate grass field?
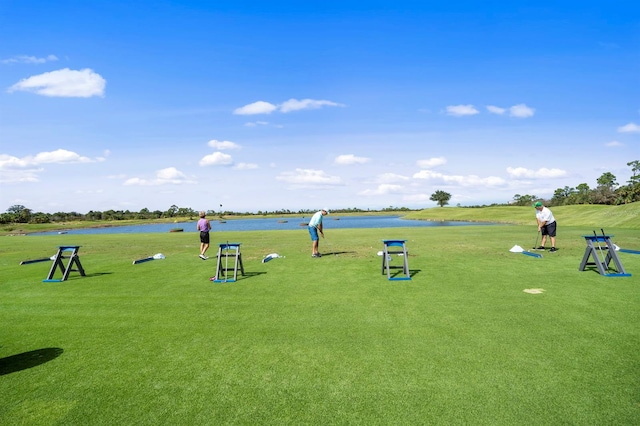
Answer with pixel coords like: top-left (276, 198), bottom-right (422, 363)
top-left (1, 206), bottom-right (640, 424)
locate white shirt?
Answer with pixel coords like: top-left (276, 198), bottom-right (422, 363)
top-left (536, 206), bottom-right (555, 225)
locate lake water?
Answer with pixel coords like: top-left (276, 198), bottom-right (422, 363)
top-left (29, 216), bottom-right (494, 236)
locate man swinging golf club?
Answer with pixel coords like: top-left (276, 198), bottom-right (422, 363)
top-left (308, 207), bottom-right (329, 258)
top-left (533, 201), bottom-right (557, 252)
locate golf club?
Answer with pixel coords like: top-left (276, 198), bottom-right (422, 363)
top-left (224, 241), bottom-right (229, 283)
top-left (132, 253), bottom-right (165, 265)
top-left (601, 228), bottom-right (614, 260)
top-left (20, 255), bottom-right (56, 265)
top-left (323, 234), bottom-right (337, 256)
top-left (592, 230), bottom-right (607, 266)
top-left (533, 229), bottom-right (541, 250)
top-left (317, 226), bottom-right (336, 256)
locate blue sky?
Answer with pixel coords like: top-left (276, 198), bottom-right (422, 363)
top-left (1, 1), bottom-right (638, 214)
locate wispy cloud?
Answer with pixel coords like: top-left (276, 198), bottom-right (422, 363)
top-left (605, 140), bottom-right (623, 147)
top-left (1, 54), bottom-right (58, 64)
top-left (0, 149), bottom-right (97, 169)
top-left (617, 122), bottom-right (640, 133)
top-left (276, 168), bottom-right (342, 188)
top-left (417, 157), bottom-right (447, 168)
top-left (8, 68), bottom-right (106, 97)
top-left (233, 101), bottom-right (278, 115)
top-left (279, 98), bottom-right (344, 113)
top-left (509, 103), bottom-right (535, 118)
top-left (234, 162), bottom-right (259, 170)
top-left (486, 105), bottom-right (506, 115)
top-left (123, 167), bottom-right (196, 186)
top-left (359, 184), bottom-right (405, 196)
top-left (244, 121), bottom-right (270, 127)
top-left (234, 98), bottom-right (345, 116)
top-left (413, 169), bottom-right (506, 187)
top-left (334, 154), bottom-right (371, 165)
top-left (506, 167), bottom-right (567, 178)
top-left (486, 104), bottom-right (535, 118)
top-left (445, 104), bottom-right (479, 117)
top-left (207, 139), bottom-right (241, 150)
top-left (199, 152), bottom-right (233, 166)
top-left (375, 172), bottom-right (410, 183)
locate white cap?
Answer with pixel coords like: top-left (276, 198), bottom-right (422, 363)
top-left (322, 207), bottom-right (330, 214)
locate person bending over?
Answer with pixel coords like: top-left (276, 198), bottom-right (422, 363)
top-left (534, 201), bottom-right (557, 252)
top-left (307, 208), bottom-right (329, 257)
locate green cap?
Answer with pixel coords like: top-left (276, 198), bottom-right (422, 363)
top-left (533, 201), bottom-right (543, 207)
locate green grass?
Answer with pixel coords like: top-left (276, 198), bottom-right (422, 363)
top-left (1, 223), bottom-right (640, 424)
top-left (406, 202), bottom-right (640, 229)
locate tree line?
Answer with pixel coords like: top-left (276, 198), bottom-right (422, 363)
top-left (430, 160), bottom-right (639, 208)
top-left (0, 203), bottom-right (414, 225)
top-left (511, 160), bottom-right (640, 207)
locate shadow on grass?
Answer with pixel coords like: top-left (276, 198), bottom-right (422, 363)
top-left (42, 272), bottom-right (114, 282)
top-left (0, 347), bottom-right (63, 375)
top-left (83, 272), bottom-right (114, 278)
top-left (322, 251), bottom-right (356, 256)
top-left (384, 269), bottom-right (421, 280)
top-left (212, 271), bottom-right (267, 282)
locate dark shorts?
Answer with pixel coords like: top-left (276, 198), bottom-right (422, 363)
top-left (200, 231), bottom-right (210, 244)
top-left (542, 221), bottom-right (556, 237)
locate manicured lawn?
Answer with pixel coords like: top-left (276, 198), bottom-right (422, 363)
top-left (1, 224), bottom-right (639, 424)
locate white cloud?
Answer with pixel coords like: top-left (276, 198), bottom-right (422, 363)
top-left (0, 166), bottom-right (41, 183)
top-left (445, 104), bottom-right (479, 116)
top-left (156, 167), bottom-right (185, 181)
top-left (8, 68), bottom-right (106, 97)
top-left (0, 149), bottom-right (95, 169)
top-left (376, 172), bottom-right (410, 183)
top-left (413, 169), bottom-right (506, 187)
top-left (123, 167), bottom-right (196, 186)
top-left (486, 105), bottom-right (506, 115)
top-left (279, 98), bottom-right (344, 113)
top-left (509, 103), bottom-right (535, 118)
top-left (359, 184), bottom-right (404, 196)
top-left (233, 101), bottom-right (278, 115)
top-left (617, 122), bottom-right (640, 133)
top-left (0, 154), bottom-right (30, 169)
top-left (33, 149), bottom-right (93, 164)
top-left (199, 152), bottom-right (233, 166)
top-left (233, 98), bottom-right (344, 115)
top-left (605, 140), bottom-right (623, 147)
top-left (207, 139), bottom-right (241, 150)
top-left (244, 121), bottom-right (270, 127)
top-left (1, 54), bottom-right (59, 64)
top-left (506, 167), bottom-right (567, 178)
top-left (276, 168), bottom-right (342, 187)
top-left (334, 154), bottom-right (370, 165)
top-left (417, 157), bottom-right (446, 168)
top-left (234, 162), bottom-right (259, 170)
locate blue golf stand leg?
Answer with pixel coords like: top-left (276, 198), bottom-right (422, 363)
top-left (579, 234), bottom-right (631, 277)
top-left (382, 240), bottom-right (411, 281)
top-left (213, 243), bottom-right (244, 283)
top-left (43, 246), bottom-right (86, 282)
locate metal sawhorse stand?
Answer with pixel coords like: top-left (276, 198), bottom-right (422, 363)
top-left (43, 246), bottom-right (86, 282)
top-left (579, 235), bottom-right (631, 277)
top-left (213, 243), bottom-right (245, 283)
top-left (382, 240), bottom-right (411, 281)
